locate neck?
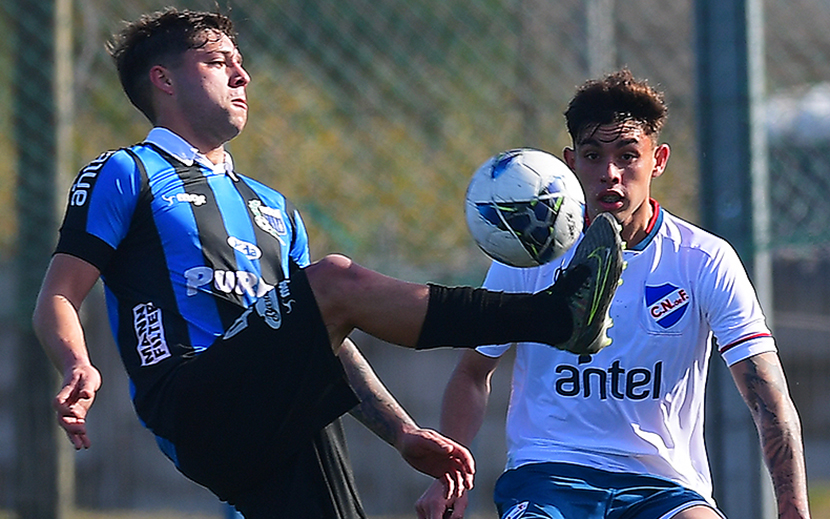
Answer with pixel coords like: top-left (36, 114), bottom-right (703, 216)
top-left (153, 124), bottom-right (226, 165)
top-left (154, 117), bottom-right (229, 165)
top-left (620, 199), bottom-right (657, 248)
top-left (179, 133), bottom-right (225, 164)
top-left (202, 147), bottom-right (226, 165)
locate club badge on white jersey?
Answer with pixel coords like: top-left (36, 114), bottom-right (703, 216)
top-left (645, 283), bottom-right (690, 329)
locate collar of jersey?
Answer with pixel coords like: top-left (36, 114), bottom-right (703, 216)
top-left (627, 198), bottom-right (663, 252)
top-left (145, 127), bottom-right (235, 177)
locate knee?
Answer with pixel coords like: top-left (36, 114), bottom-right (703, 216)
top-left (305, 254), bottom-right (360, 306)
top-left (305, 254), bottom-right (368, 340)
top-left (307, 253), bottom-right (354, 283)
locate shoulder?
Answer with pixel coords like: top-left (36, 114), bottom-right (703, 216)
top-left (76, 145), bottom-right (155, 182)
top-left (656, 211), bottom-right (751, 296)
top-left (69, 147), bottom-right (145, 206)
top-left (77, 148), bottom-right (134, 174)
top-left (659, 211), bottom-right (738, 263)
top-left (236, 175), bottom-right (285, 200)
top-left (237, 176), bottom-right (300, 217)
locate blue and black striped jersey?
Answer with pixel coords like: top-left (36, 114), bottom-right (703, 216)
top-left (56, 140), bottom-right (311, 423)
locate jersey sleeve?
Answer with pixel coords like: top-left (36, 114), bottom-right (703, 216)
top-left (287, 204), bottom-right (311, 268)
top-left (55, 149), bottom-right (142, 271)
top-left (698, 239), bottom-right (777, 366)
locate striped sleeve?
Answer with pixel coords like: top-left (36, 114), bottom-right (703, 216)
top-left (56, 149), bottom-right (142, 270)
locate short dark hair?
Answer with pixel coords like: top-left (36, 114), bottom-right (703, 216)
top-left (107, 8), bottom-right (238, 123)
top-left (564, 69), bottom-right (668, 144)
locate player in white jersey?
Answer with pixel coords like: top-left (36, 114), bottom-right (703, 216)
top-left (416, 69), bottom-right (810, 519)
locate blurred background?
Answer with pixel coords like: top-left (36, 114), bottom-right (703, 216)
top-left (1, 0), bottom-right (829, 517)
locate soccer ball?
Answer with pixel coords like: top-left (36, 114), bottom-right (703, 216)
top-left (465, 148), bottom-right (585, 267)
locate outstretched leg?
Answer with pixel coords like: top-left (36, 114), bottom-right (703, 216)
top-left (307, 212), bottom-right (624, 355)
top-left (306, 254), bottom-right (430, 350)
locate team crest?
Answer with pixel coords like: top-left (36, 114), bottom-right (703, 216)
top-left (248, 199), bottom-right (287, 239)
top-left (645, 283), bottom-right (690, 329)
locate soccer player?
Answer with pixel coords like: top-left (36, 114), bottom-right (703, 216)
top-left (416, 69), bottom-right (811, 519)
top-left (31, 9), bottom-right (623, 518)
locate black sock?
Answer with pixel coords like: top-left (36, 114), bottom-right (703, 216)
top-left (414, 271), bottom-right (585, 350)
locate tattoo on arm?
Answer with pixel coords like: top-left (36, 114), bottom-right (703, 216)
top-left (338, 340), bottom-right (414, 447)
top-left (734, 354), bottom-right (810, 518)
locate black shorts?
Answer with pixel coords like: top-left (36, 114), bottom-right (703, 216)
top-left (232, 418), bottom-right (366, 518)
top-left (164, 269), bottom-right (361, 508)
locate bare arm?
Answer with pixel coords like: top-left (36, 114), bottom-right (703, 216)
top-left (416, 349), bottom-right (500, 519)
top-left (337, 339), bottom-right (475, 496)
top-left (729, 351), bottom-right (811, 519)
top-left (438, 350), bottom-right (500, 444)
top-left (32, 253), bottom-right (102, 450)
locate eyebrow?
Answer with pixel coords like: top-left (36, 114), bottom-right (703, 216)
top-left (198, 47), bottom-right (243, 62)
top-left (577, 136), bottom-right (640, 148)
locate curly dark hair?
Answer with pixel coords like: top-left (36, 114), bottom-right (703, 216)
top-left (107, 8), bottom-right (238, 123)
top-left (564, 69), bottom-right (668, 144)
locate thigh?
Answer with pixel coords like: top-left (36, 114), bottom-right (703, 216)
top-left (494, 464), bottom-right (609, 519)
top-left (605, 472), bottom-right (725, 519)
top-left (666, 505), bottom-right (724, 519)
top-left (493, 463), bottom-right (724, 519)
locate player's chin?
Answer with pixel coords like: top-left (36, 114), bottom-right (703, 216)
top-left (225, 111), bottom-right (247, 135)
top-left (230, 117), bottom-right (247, 136)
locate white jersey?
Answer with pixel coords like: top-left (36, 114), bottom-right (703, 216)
top-left (477, 203), bottom-right (776, 501)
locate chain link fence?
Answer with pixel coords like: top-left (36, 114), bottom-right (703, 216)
top-left (1, 0), bottom-right (829, 516)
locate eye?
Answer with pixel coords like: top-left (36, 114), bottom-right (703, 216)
top-left (619, 149), bottom-right (640, 162)
top-left (204, 55), bottom-right (227, 67)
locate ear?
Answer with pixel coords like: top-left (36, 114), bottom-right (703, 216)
top-left (562, 146), bottom-right (576, 170)
top-left (652, 143), bottom-right (670, 179)
top-left (149, 65), bottom-right (174, 95)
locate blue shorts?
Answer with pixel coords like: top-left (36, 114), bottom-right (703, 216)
top-left (493, 462), bottom-right (724, 519)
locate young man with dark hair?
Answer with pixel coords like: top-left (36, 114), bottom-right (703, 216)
top-left (417, 69), bottom-right (810, 519)
top-left (32, 9), bottom-right (623, 518)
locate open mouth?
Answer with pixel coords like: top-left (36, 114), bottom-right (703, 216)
top-left (600, 192), bottom-right (622, 204)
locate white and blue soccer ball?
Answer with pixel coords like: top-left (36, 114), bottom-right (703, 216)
top-left (465, 148), bottom-right (585, 267)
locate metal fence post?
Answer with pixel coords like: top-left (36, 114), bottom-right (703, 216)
top-left (695, 0), bottom-right (776, 517)
top-left (12, 0), bottom-right (70, 517)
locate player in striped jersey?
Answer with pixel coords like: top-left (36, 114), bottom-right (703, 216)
top-left (31, 9), bottom-right (622, 518)
top-left (417, 70), bottom-right (810, 519)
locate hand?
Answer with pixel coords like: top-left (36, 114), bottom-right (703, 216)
top-left (53, 364), bottom-right (101, 449)
top-left (396, 425), bottom-right (475, 499)
top-left (416, 478), bottom-right (470, 519)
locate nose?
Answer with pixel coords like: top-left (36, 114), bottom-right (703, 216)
top-left (231, 63), bottom-right (251, 88)
top-left (600, 161), bottom-right (622, 184)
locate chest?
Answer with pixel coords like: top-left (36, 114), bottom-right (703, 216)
top-left (134, 166), bottom-right (296, 297)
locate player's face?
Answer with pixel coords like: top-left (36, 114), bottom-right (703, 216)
top-left (168, 31), bottom-right (251, 150)
top-left (564, 122), bottom-right (670, 246)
